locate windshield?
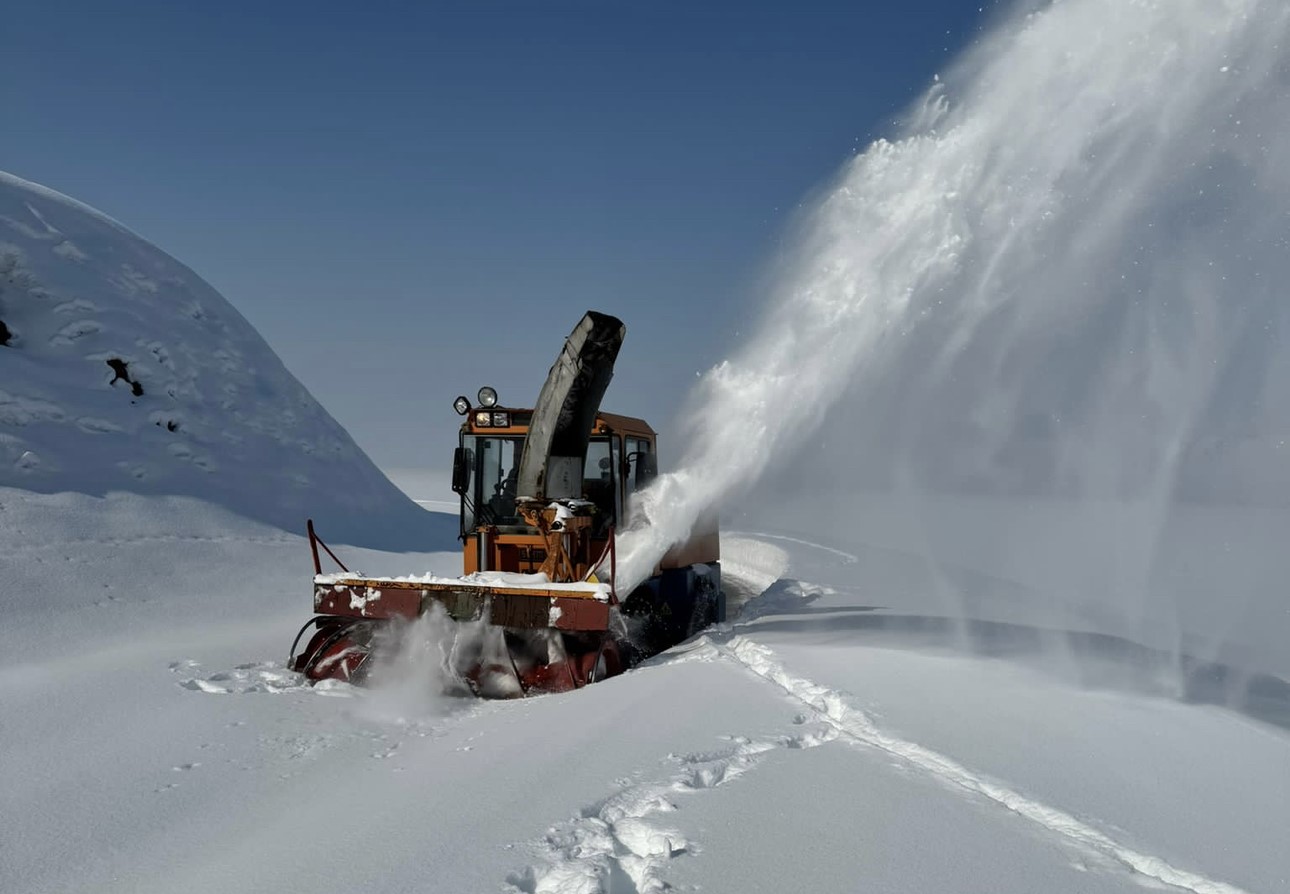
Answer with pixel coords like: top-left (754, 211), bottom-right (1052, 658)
top-left (460, 434), bottom-right (620, 534)
top-left (461, 435), bottom-right (523, 530)
top-left (583, 436), bottom-right (617, 535)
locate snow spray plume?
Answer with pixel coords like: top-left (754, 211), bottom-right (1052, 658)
top-left (616, 0), bottom-right (1290, 677)
top-left (359, 605), bottom-right (482, 723)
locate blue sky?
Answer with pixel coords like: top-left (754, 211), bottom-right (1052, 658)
top-left (3, 1), bottom-right (994, 470)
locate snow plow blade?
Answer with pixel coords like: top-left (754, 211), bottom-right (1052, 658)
top-left (289, 519), bottom-right (626, 695)
top-left (310, 575), bottom-right (613, 632)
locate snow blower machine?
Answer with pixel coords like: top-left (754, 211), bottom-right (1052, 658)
top-left (289, 311), bottom-right (724, 696)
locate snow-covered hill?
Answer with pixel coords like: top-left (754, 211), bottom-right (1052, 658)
top-left (0, 170), bottom-right (437, 548)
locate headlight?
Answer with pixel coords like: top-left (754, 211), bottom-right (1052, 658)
top-left (491, 411), bottom-right (510, 427)
top-left (477, 386), bottom-right (498, 408)
top-left (453, 395), bottom-right (471, 416)
top-left (474, 410), bottom-right (493, 427)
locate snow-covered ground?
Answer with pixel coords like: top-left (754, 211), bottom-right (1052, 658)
top-left (4, 488), bottom-right (1286, 894)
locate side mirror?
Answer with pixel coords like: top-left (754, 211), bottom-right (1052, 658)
top-left (635, 452), bottom-right (658, 489)
top-left (451, 447), bottom-right (473, 495)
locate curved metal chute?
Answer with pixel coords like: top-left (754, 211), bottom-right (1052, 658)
top-left (516, 311), bottom-right (625, 503)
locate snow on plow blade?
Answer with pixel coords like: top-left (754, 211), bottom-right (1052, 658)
top-left (311, 574), bottom-right (613, 631)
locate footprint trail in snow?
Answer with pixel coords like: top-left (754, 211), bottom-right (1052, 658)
top-left (509, 630), bottom-right (1256, 894)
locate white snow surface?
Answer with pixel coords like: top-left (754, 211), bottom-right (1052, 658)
top-left (3, 495), bottom-right (1287, 894)
top-left (0, 169), bottom-right (434, 549)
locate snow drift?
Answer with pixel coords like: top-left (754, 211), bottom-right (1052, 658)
top-left (0, 170), bottom-right (441, 548)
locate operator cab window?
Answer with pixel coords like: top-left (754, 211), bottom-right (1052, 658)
top-left (583, 437), bottom-right (615, 534)
top-left (471, 436), bottom-right (522, 527)
top-left (625, 437), bottom-right (652, 492)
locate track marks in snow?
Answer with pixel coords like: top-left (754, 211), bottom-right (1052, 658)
top-left (514, 623), bottom-right (1252, 893)
top-left (508, 690), bottom-right (837, 894)
top-left (718, 635), bottom-right (1255, 894)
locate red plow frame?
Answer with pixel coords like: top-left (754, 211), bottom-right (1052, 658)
top-left (290, 520), bottom-right (623, 695)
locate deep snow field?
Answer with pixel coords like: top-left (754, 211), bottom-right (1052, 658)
top-left (4, 487), bottom-right (1288, 894)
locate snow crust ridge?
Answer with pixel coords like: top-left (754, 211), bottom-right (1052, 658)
top-left (721, 634), bottom-right (1255, 894)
